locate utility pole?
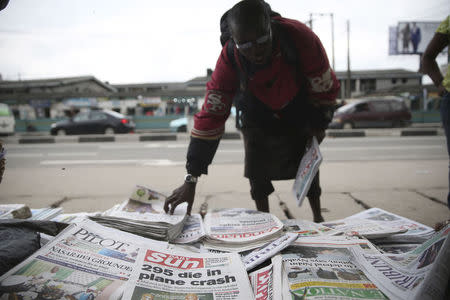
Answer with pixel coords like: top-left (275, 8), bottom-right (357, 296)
top-left (346, 20), bottom-right (351, 99)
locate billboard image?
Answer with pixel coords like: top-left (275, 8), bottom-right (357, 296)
top-left (389, 21), bottom-right (441, 55)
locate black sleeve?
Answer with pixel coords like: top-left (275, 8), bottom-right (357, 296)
top-left (186, 137), bottom-right (221, 177)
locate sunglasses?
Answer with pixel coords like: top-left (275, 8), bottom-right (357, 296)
top-left (234, 29), bottom-right (272, 50)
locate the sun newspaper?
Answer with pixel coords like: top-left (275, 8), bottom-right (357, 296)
top-left (292, 136), bottom-right (322, 207)
top-left (249, 263), bottom-right (274, 300)
top-left (272, 236), bottom-right (388, 300)
top-left (122, 243), bottom-right (254, 300)
top-left (0, 219), bottom-right (167, 300)
top-left (351, 224), bottom-right (450, 300)
top-left (203, 208), bottom-right (284, 252)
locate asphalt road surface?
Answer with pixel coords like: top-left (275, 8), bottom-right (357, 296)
top-left (3, 135), bottom-right (447, 169)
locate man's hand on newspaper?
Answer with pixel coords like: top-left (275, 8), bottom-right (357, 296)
top-left (164, 182), bottom-right (196, 215)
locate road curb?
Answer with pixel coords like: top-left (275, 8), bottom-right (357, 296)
top-left (327, 130), bottom-right (365, 138)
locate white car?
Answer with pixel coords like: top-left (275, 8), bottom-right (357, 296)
top-left (0, 103), bottom-right (15, 135)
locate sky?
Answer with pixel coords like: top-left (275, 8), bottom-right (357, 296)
top-left (0, 0), bottom-right (448, 84)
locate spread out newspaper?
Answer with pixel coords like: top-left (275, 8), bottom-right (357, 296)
top-left (0, 219), bottom-right (167, 300)
top-left (272, 236), bottom-right (388, 300)
top-left (292, 136), bottom-right (322, 207)
top-left (351, 225), bottom-right (450, 300)
top-left (203, 208), bottom-right (284, 252)
top-left (283, 219), bottom-right (342, 237)
top-left (345, 207), bottom-right (435, 243)
top-left (122, 242), bottom-right (254, 300)
top-left (249, 263), bottom-right (274, 300)
top-left (90, 187), bottom-right (188, 241)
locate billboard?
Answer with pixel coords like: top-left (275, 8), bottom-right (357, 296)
top-left (389, 21), bottom-right (441, 55)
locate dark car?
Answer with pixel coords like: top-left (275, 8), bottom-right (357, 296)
top-left (50, 110), bottom-right (135, 135)
top-left (328, 98), bottom-right (412, 129)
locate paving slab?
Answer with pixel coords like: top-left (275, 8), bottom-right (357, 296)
top-left (350, 190), bottom-right (450, 227)
top-left (417, 188), bottom-right (448, 205)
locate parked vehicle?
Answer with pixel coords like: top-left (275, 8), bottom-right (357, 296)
top-left (50, 110), bottom-right (135, 135)
top-left (169, 117), bottom-right (188, 132)
top-left (0, 103), bottom-right (15, 136)
top-left (328, 98), bottom-right (412, 129)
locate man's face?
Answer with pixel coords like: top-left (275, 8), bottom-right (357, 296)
top-left (231, 17), bottom-right (272, 65)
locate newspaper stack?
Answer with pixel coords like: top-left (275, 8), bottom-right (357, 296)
top-left (51, 212), bottom-right (101, 224)
top-left (172, 213), bottom-right (206, 244)
top-left (346, 207), bottom-right (435, 243)
top-left (122, 239), bottom-right (255, 300)
top-left (272, 236), bottom-right (388, 299)
top-left (203, 208), bottom-right (285, 252)
top-left (90, 185), bottom-right (188, 241)
top-left (0, 219), bottom-right (167, 300)
top-left (352, 225), bottom-right (450, 300)
top-left (0, 204), bottom-right (32, 219)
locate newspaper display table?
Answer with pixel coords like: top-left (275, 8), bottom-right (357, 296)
top-left (0, 187), bottom-right (449, 300)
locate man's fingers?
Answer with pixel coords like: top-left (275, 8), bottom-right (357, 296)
top-left (169, 199), bottom-right (184, 215)
top-left (164, 193), bottom-right (178, 213)
top-left (186, 201), bottom-right (193, 216)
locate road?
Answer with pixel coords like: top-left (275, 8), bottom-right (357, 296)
top-left (1, 135), bottom-right (448, 226)
top-left (3, 135), bottom-right (447, 168)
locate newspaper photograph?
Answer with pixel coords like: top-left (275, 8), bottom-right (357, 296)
top-left (292, 136), bottom-right (322, 207)
top-left (351, 225), bottom-right (449, 300)
top-left (172, 214), bottom-right (206, 244)
top-left (275, 237), bottom-right (387, 299)
top-left (345, 208), bottom-right (434, 241)
top-left (249, 263), bottom-right (273, 300)
top-left (129, 185), bottom-right (167, 204)
top-left (283, 219), bottom-right (342, 237)
top-left (122, 244), bottom-right (254, 300)
top-left (0, 220), bottom-right (166, 300)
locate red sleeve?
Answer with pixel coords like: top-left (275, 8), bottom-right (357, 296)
top-left (281, 18), bottom-right (340, 106)
top-left (191, 42), bottom-right (239, 140)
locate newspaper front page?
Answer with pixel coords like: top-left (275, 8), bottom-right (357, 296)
top-left (249, 263), bottom-right (273, 300)
top-left (122, 244), bottom-right (254, 300)
top-left (274, 236), bottom-right (387, 299)
top-left (292, 136), bottom-right (322, 207)
top-left (351, 225), bottom-right (450, 300)
top-left (0, 220), bottom-right (167, 300)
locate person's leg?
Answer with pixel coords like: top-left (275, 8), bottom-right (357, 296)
top-left (440, 91), bottom-right (450, 208)
top-left (249, 178), bottom-right (274, 212)
top-left (307, 170), bottom-right (324, 222)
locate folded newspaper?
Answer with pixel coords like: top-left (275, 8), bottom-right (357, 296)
top-left (122, 241), bottom-right (255, 300)
top-left (0, 204), bottom-right (32, 219)
top-left (0, 219), bottom-right (167, 300)
top-left (321, 217), bottom-right (406, 239)
top-left (90, 185), bottom-right (188, 241)
top-left (292, 136), bottom-right (322, 207)
top-left (351, 224), bottom-right (450, 300)
top-left (203, 208), bottom-right (285, 252)
top-left (345, 207), bottom-right (435, 243)
top-left (272, 236), bottom-right (388, 299)
top-left (283, 218), bottom-right (342, 237)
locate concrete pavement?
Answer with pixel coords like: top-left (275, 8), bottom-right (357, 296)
top-left (0, 159), bottom-right (448, 227)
